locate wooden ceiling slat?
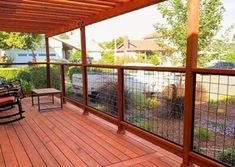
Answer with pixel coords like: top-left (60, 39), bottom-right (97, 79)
top-left (0, 27), bottom-right (47, 34)
top-left (0, 0), bottom-right (161, 35)
top-left (1, 14), bottom-right (74, 24)
top-left (4, 0), bottom-right (107, 12)
top-left (47, 0), bottom-right (160, 36)
top-left (0, 18), bottom-right (70, 26)
top-left (0, 7), bottom-right (91, 18)
top-left (56, 0), bottom-right (123, 6)
top-left (24, 0), bottom-right (118, 9)
top-left (0, 1), bottom-right (100, 15)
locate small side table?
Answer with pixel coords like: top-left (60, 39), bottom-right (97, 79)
top-left (31, 88), bottom-right (63, 111)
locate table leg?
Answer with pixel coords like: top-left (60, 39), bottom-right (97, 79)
top-left (52, 94), bottom-right (54, 104)
top-left (37, 95), bottom-right (40, 111)
top-left (60, 93), bottom-right (63, 109)
top-left (31, 92), bottom-right (34, 106)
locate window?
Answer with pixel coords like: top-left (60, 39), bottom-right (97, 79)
top-left (50, 54), bottom-right (56, 57)
top-left (39, 54), bottom-right (46, 57)
top-left (28, 53), bottom-right (37, 57)
top-left (18, 54), bottom-right (27, 56)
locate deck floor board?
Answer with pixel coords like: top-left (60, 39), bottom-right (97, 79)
top-left (0, 97), bottom-right (182, 167)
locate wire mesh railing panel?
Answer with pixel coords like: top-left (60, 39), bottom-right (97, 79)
top-left (64, 65), bottom-right (83, 103)
top-left (124, 70), bottom-right (185, 145)
top-left (87, 67), bottom-right (118, 117)
top-left (0, 64), bottom-right (48, 92)
top-left (194, 74), bottom-right (235, 166)
top-left (50, 64), bottom-right (61, 90)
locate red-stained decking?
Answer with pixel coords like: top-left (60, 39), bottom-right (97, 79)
top-left (0, 98), bottom-right (182, 167)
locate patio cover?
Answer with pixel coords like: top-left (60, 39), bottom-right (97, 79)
top-left (0, 0), bottom-right (161, 36)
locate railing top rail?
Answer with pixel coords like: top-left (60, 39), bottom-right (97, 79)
top-left (0, 62), bottom-right (47, 65)
top-left (86, 64), bottom-right (186, 72)
top-left (193, 68), bottom-right (235, 75)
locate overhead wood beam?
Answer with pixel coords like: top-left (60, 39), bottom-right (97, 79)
top-left (0, 18), bottom-right (70, 26)
top-left (48, 0), bottom-right (123, 6)
top-left (0, 24), bottom-right (53, 31)
top-left (47, 0), bottom-right (163, 37)
top-left (0, 1), bottom-right (105, 13)
top-left (0, 2), bottom-right (98, 16)
top-left (0, 8), bottom-right (91, 19)
top-left (0, 27), bottom-right (46, 34)
top-left (16, 0), bottom-right (115, 10)
top-left (1, 14), bottom-right (74, 24)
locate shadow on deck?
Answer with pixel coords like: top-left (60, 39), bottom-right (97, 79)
top-left (0, 97), bottom-right (182, 167)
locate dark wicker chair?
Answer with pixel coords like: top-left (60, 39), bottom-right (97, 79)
top-left (0, 82), bottom-right (25, 124)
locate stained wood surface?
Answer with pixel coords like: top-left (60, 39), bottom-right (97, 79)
top-left (0, 97), bottom-right (182, 167)
top-left (0, 0), bottom-right (161, 36)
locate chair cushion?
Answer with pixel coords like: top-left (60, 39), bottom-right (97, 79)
top-left (0, 96), bottom-right (15, 105)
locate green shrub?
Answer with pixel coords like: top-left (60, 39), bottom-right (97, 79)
top-left (0, 68), bottom-right (18, 79)
top-left (217, 148), bottom-right (235, 166)
top-left (67, 66), bottom-right (81, 80)
top-left (29, 66), bottom-right (47, 89)
top-left (194, 127), bottom-right (213, 140)
top-left (50, 65), bottom-right (60, 90)
top-left (95, 104), bottom-right (106, 112)
top-left (138, 121), bottom-right (156, 132)
top-left (16, 68), bottom-right (31, 82)
top-left (20, 80), bottom-right (32, 92)
top-left (145, 97), bottom-right (159, 109)
top-left (132, 91), bottom-right (146, 110)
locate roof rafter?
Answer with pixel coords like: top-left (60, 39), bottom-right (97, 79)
top-left (47, 0), bottom-right (162, 36)
top-left (0, 0), bottom-right (163, 35)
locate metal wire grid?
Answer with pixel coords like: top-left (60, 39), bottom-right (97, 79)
top-left (193, 74), bottom-right (235, 166)
top-left (123, 69), bottom-right (185, 145)
top-left (87, 67), bottom-right (118, 117)
top-left (50, 65), bottom-right (61, 90)
top-left (64, 65), bottom-right (83, 103)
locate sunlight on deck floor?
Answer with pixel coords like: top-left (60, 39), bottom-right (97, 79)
top-left (0, 97), bottom-right (182, 167)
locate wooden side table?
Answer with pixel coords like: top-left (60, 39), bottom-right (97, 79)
top-left (31, 88), bottom-right (63, 111)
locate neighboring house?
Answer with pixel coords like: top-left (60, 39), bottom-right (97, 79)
top-left (5, 38), bottom-right (63, 63)
top-left (86, 40), bottom-right (103, 61)
top-left (116, 33), bottom-right (165, 58)
top-left (4, 32), bottom-right (103, 63)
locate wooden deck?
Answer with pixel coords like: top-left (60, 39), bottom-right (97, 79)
top-left (0, 97), bottom-right (182, 167)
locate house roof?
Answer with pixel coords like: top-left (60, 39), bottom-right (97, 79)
top-left (0, 0), bottom-right (160, 37)
top-left (117, 37), bottom-right (164, 52)
top-left (143, 32), bottom-right (161, 40)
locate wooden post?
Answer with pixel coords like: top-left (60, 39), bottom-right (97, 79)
top-left (182, 0), bottom-right (200, 166)
top-left (117, 68), bottom-right (125, 134)
top-left (80, 26), bottom-right (88, 115)
top-left (60, 64), bottom-right (66, 102)
top-left (45, 36), bottom-right (51, 88)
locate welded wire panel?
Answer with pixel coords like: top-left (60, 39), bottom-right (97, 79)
top-left (64, 65), bottom-right (83, 103)
top-left (87, 67), bottom-right (118, 117)
top-left (124, 69), bottom-right (185, 145)
top-left (50, 64), bottom-right (61, 90)
top-left (194, 74), bottom-right (235, 167)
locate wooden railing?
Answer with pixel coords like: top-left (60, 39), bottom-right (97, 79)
top-left (1, 62), bottom-right (233, 167)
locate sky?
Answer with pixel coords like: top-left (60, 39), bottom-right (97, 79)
top-left (84, 0), bottom-right (235, 42)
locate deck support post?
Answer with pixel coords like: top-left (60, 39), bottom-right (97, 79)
top-left (80, 26), bottom-right (89, 115)
top-left (182, 0), bottom-right (200, 166)
top-left (45, 36), bottom-right (51, 88)
top-left (60, 64), bottom-right (66, 103)
top-left (117, 68), bottom-right (125, 134)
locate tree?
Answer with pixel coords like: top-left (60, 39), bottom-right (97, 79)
top-left (98, 37), bottom-right (124, 50)
top-left (69, 50), bottom-right (81, 62)
top-left (222, 52), bottom-right (235, 63)
top-left (154, 0), bottom-right (224, 66)
top-left (0, 32), bottom-right (42, 52)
